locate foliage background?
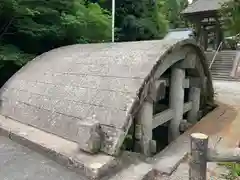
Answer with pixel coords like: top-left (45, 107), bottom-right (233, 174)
top-left (0, 0), bottom-right (188, 87)
top-left (220, 0), bottom-right (240, 36)
top-left (220, 0), bottom-right (240, 45)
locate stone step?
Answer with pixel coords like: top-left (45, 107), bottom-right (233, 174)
top-left (219, 52), bottom-right (236, 54)
top-left (211, 73), bottom-right (231, 77)
top-left (206, 51), bottom-right (237, 54)
top-left (213, 59), bottom-right (233, 63)
top-left (211, 73), bottom-right (232, 77)
top-left (211, 68), bottom-right (233, 72)
top-left (219, 54), bottom-right (237, 57)
top-left (211, 66), bottom-right (233, 70)
top-left (207, 50), bottom-right (239, 81)
top-left (211, 69), bottom-right (231, 72)
top-left (209, 65), bottom-right (233, 69)
top-left (211, 62), bottom-right (233, 67)
top-left (219, 55), bottom-right (236, 58)
top-left (206, 52), bottom-right (236, 68)
top-left (210, 57), bottom-right (234, 59)
top-left (211, 74), bottom-right (232, 77)
top-left (211, 76), bottom-right (232, 80)
top-left (219, 58), bottom-right (235, 62)
top-left (150, 135), bottom-right (189, 176)
top-left (211, 68), bottom-right (232, 72)
top-left (219, 55), bottom-right (237, 57)
top-left (219, 52), bottom-right (238, 55)
top-left (213, 58), bottom-right (234, 62)
top-left (216, 52), bottom-right (236, 56)
top-left (210, 63), bottom-right (233, 67)
top-left (108, 163), bottom-right (155, 180)
top-left (212, 62), bottom-right (233, 65)
top-left (211, 70), bottom-right (231, 74)
top-left (219, 50), bottom-right (238, 53)
top-left (218, 53), bottom-right (236, 57)
top-left (212, 77), bottom-right (240, 81)
top-left (211, 76), bottom-right (233, 80)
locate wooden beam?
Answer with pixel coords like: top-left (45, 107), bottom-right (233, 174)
top-left (152, 109), bottom-right (174, 129)
top-left (157, 78), bottom-right (170, 86)
top-left (207, 148), bottom-right (240, 162)
top-left (184, 78), bottom-right (190, 89)
top-left (152, 102), bottom-right (193, 129)
top-left (155, 79), bottom-right (167, 87)
top-left (157, 78), bottom-right (190, 89)
top-left (176, 54), bottom-right (197, 69)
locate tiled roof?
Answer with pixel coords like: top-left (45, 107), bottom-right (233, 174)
top-left (182, 0), bottom-right (230, 14)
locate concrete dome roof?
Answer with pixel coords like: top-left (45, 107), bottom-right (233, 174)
top-left (0, 39), bottom-right (213, 155)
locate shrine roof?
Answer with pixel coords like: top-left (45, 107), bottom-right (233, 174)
top-left (182, 0), bottom-right (230, 15)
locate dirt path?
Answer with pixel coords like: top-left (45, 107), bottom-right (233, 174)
top-left (213, 80), bottom-right (240, 147)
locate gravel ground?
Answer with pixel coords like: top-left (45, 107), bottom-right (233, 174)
top-left (0, 136), bottom-right (87, 180)
top-left (213, 80), bottom-right (240, 106)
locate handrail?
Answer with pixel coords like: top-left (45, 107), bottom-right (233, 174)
top-left (230, 51), bottom-right (240, 77)
top-left (209, 41), bottom-right (223, 69)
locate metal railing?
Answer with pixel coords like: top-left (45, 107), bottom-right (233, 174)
top-left (209, 41), bottom-right (223, 69)
top-left (230, 51), bottom-right (240, 77)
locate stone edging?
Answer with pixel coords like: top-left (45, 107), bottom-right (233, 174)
top-left (0, 115), bottom-right (120, 180)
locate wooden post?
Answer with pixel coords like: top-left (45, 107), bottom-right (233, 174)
top-left (203, 27), bottom-right (208, 50)
top-left (215, 19), bottom-right (223, 50)
top-left (187, 87), bottom-right (201, 124)
top-left (138, 100), bottom-right (154, 156)
top-left (168, 67), bottom-right (185, 142)
top-left (195, 22), bottom-right (201, 44)
top-left (189, 133), bottom-right (208, 180)
top-left (155, 80), bottom-right (166, 101)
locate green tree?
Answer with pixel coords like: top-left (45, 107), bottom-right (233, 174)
top-left (220, 0), bottom-right (240, 36)
top-left (91, 0), bottom-right (169, 41)
top-left (163, 0), bottom-right (188, 29)
top-left (0, 0), bottom-right (111, 86)
top-left (0, 0), bottom-right (111, 54)
top-left (94, 0), bottom-right (190, 41)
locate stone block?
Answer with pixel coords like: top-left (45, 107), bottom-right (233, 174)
top-left (150, 140), bottom-right (157, 154)
top-left (77, 120), bottom-right (101, 153)
top-left (176, 52), bottom-right (197, 69)
top-left (100, 125), bottom-right (126, 156)
top-left (189, 77), bottom-right (201, 88)
top-left (179, 119), bottom-right (192, 132)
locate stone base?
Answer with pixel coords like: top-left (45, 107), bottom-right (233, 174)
top-left (0, 115), bottom-right (120, 179)
top-left (0, 102), bottom-right (231, 179)
top-left (77, 120), bottom-right (101, 154)
top-left (0, 114), bottom-right (188, 179)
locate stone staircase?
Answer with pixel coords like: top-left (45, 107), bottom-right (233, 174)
top-left (206, 50), bottom-right (240, 81)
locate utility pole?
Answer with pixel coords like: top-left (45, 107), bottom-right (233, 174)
top-left (112, 0), bottom-right (115, 42)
